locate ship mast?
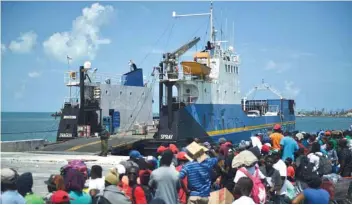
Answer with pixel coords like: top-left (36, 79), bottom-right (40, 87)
top-left (210, 0), bottom-right (214, 43)
top-left (172, 0), bottom-right (214, 44)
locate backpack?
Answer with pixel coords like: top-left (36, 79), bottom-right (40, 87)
top-left (131, 185), bottom-right (154, 203)
top-left (60, 160), bottom-right (88, 179)
top-left (94, 194), bottom-right (111, 204)
top-left (238, 167), bottom-right (267, 204)
top-left (295, 156), bottom-right (318, 182)
top-left (315, 154), bottom-right (332, 176)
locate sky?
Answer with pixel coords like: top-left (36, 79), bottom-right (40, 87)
top-left (1, 1), bottom-right (352, 113)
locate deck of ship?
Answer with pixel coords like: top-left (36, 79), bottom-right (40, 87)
top-left (39, 132), bottom-right (155, 154)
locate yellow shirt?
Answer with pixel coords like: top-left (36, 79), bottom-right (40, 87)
top-left (270, 132), bottom-right (284, 150)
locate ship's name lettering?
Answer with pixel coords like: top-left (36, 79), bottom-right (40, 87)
top-left (160, 134), bottom-right (173, 139)
top-left (60, 133), bottom-right (72, 137)
top-left (63, 116), bottom-right (77, 119)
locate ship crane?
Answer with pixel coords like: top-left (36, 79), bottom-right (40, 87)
top-left (243, 80), bottom-right (284, 111)
top-left (160, 37), bottom-right (200, 80)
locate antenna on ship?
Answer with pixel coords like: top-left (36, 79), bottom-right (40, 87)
top-left (172, 0), bottom-right (215, 44)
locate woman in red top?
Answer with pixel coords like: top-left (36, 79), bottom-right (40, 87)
top-left (119, 166), bottom-right (147, 204)
top-left (176, 152), bottom-right (189, 204)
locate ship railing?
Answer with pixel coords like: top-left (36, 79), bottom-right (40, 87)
top-left (162, 95), bottom-right (198, 106)
top-left (64, 71), bottom-right (80, 86)
top-left (158, 70), bottom-right (203, 82)
top-left (64, 97), bottom-right (79, 106)
top-left (65, 71), bottom-right (149, 86)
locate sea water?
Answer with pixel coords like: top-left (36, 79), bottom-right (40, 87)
top-left (1, 112), bottom-right (352, 142)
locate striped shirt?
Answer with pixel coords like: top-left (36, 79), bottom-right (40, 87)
top-left (179, 157), bottom-right (218, 197)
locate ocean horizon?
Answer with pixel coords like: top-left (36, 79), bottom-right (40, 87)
top-left (1, 112), bottom-right (352, 142)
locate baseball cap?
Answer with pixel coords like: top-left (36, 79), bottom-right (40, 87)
top-left (273, 124), bottom-right (281, 130)
top-left (44, 174), bottom-right (56, 187)
top-left (51, 190), bottom-right (72, 204)
top-left (157, 146), bottom-right (169, 154)
top-left (176, 152), bottom-right (188, 161)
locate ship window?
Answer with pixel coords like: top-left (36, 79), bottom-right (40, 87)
top-left (130, 115), bottom-right (132, 118)
top-left (225, 65), bottom-right (227, 72)
top-left (130, 92), bottom-right (132, 95)
top-left (105, 90), bottom-right (108, 94)
top-left (120, 91), bottom-right (122, 95)
top-left (225, 90), bottom-right (227, 94)
top-left (186, 89), bottom-right (190, 94)
top-left (204, 88), bottom-right (207, 93)
top-left (142, 92), bottom-right (144, 95)
top-left (230, 66), bottom-right (233, 73)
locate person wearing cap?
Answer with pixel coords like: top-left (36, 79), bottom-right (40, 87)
top-left (128, 150), bottom-right (149, 170)
top-left (43, 174), bottom-right (65, 203)
top-left (51, 190), bottom-right (71, 204)
top-left (16, 172), bottom-right (45, 204)
top-left (88, 165), bottom-right (105, 197)
top-left (95, 169), bottom-right (131, 204)
top-left (119, 166), bottom-right (147, 204)
top-left (270, 124), bottom-right (284, 151)
top-left (1, 168), bottom-right (26, 204)
top-left (176, 152), bottom-right (189, 204)
top-left (294, 132), bottom-right (309, 155)
top-left (149, 150), bottom-right (180, 204)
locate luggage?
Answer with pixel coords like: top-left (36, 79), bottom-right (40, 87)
top-left (238, 167), bottom-right (267, 204)
top-left (60, 160), bottom-right (88, 180)
top-left (315, 154), bottom-right (332, 175)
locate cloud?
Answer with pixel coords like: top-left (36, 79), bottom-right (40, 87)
top-left (28, 71), bottom-right (41, 78)
top-left (43, 3), bottom-right (114, 63)
top-left (290, 52), bottom-right (315, 59)
top-left (284, 80), bottom-right (300, 99)
top-left (8, 31), bottom-right (37, 53)
top-left (265, 60), bottom-right (291, 73)
top-left (1, 44), bottom-right (6, 53)
top-left (14, 81), bottom-right (27, 99)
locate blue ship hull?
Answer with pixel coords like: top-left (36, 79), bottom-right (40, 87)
top-left (157, 99), bottom-right (295, 144)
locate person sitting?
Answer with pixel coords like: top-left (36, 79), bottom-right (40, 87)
top-left (1, 168), bottom-right (26, 204)
top-left (95, 169), bottom-right (131, 204)
top-left (64, 169), bottom-right (92, 204)
top-left (16, 172), bottom-right (45, 204)
top-left (44, 174), bottom-right (66, 203)
top-left (88, 165), bottom-right (105, 198)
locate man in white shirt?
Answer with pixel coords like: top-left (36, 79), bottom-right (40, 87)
top-left (272, 151), bottom-right (288, 195)
top-left (88, 165), bottom-right (105, 196)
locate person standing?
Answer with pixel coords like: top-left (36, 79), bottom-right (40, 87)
top-left (99, 125), bottom-right (110, 157)
top-left (149, 150), bottom-right (180, 204)
top-left (129, 60), bottom-right (137, 71)
top-left (270, 124), bottom-right (284, 151)
top-left (280, 133), bottom-right (299, 161)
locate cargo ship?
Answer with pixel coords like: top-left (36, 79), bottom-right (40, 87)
top-left (42, 1), bottom-right (295, 155)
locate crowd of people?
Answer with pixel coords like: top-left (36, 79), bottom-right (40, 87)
top-left (1, 124), bottom-right (352, 204)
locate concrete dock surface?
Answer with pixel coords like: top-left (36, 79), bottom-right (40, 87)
top-left (1, 152), bottom-right (129, 197)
